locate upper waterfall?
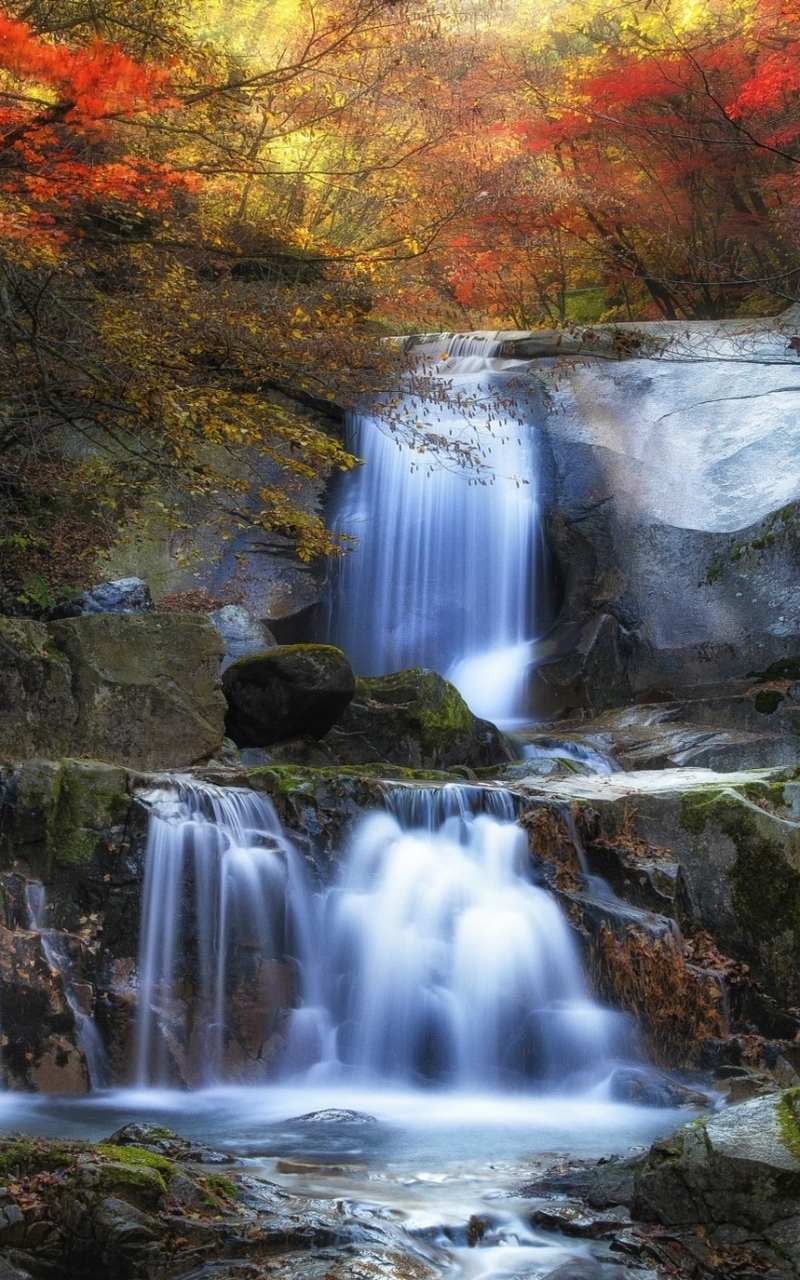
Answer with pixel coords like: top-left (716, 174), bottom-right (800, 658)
top-left (321, 334), bottom-right (549, 725)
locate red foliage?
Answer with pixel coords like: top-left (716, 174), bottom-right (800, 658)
top-left (0, 14), bottom-right (191, 246)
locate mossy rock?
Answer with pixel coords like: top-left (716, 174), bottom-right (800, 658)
top-left (3, 757), bottom-right (130, 875)
top-left (0, 617), bottom-right (77, 760)
top-left (0, 1136), bottom-right (75, 1180)
top-left (327, 668), bottom-right (512, 770)
top-left (48, 613), bottom-right (226, 769)
top-left (48, 759), bottom-right (130, 872)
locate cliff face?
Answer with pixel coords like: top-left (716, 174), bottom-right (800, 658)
top-left (531, 319), bottom-right (800, 712)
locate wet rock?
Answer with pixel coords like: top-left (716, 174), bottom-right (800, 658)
top-left (0, 618), bottom-right (76, 759)
top-left (0, 925), bottom-right (89, 1092)
top-left (0, 1259), bottom-right (35, 1280)
top-left (540, 1258), bottom-right (627, 1280)
top-left (520, 766), bottom-right (800, 1013)
top-left (288, 1109), bottom-right (377, 1124)
top-left (49, 613), bottom-right (226, 769)
top-left (56, 576), bottom-right (154, 616)
top-left (585, 1155), bottom-right (642, 1210)
top-left (209, 603), bottom-right (277, 672)
top-left (632, 1090), bottom-right (800, 1275)
top-left (326, 668), bottom-right (513, 770)
top-left (606, 1067), bottom-right (708, 1109)
top-left (529, 1199), bottom-right (632, 1237)
top-left (223, 644), bottom-right (355, 746)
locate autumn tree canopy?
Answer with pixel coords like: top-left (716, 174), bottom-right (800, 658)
top-left (1, 0), bottom-right (799, 602)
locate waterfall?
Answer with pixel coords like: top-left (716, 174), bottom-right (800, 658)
top-left (285, 784), bottom-right (627, 1089)
top-left (322, 337), bottom-right (547, 726)
top-left (135, 782), bottom-right (316, 1086)
top-left (135, 780), bottom-right (628, 1091)
top-left (25, 884), bottom-right (112, 1090)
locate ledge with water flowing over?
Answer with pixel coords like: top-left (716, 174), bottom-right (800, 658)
top-left (304, 318), bottom-right (800, 728)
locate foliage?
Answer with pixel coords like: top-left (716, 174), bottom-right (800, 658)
top-left (0, 0), bottom-right (438, 601)
top-left (3, 0), bottom-right (800, 602)
top-left (432, 0), bottom-right (800, 324)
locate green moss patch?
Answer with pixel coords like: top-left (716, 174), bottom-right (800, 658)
top-left (0, 1137), bottom-right (76, 1179)
top-left (754, 689), bottom-right (785, 715)
top-left (95, 1144), bottom-right (175, 1178)
top-left (47, 760), bottom-right (129, 873)
top-left (777, 1089), bottom-right (800, 1163)
top-left (202, 1172), bottom-right (239, 1201)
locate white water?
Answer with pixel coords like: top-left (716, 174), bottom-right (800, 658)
top-left (135, 782), bottom-right (316, 1086)
top-left (323, 340), bottom-right (546, 725)
top-left (136, 781), bottom-right (631, 1094)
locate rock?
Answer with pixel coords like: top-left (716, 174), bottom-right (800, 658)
top-left (48, 614), bottom-right (226, 769)
top-left (540, 1257), bottom-right (626, 1279)
top-left (223, 644), bottom-right (355, 746)
top-left (519, 765), bottom-right (800, 1013)
top-left (0, 618), bottom-right (77, 759)
top-left (606, 1067), bottom-right (708, 1109)
top-left (536, 323), bottom-right (800, 712)
top-left (326, 668), bottom-right (514, 770)
top-left (288, 1109), bottom-right (377, 1124)
top-left (632, 1090), bottom-right (800, 1275)
top-left (0, 925), bottom-right (89, 1092)
top-left (208, 604), bottom-right (277, 672)
top-left (57, 577), bottom-right (154, 616)
top-left (585, 1155), bottom-right (642, 1210)
top-left (529, 1200), bottom-right (632, 1237)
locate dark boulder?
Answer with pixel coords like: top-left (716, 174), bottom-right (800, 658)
top-left (223, 644), bottom-right (355, 746)
top-left (326, 668), bottom-right (514, 770)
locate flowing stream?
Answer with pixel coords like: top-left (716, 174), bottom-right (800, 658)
top-left (0, 335), bottom-right (703, 1279)
top-left (1, 778), bottom-right (687, 1280)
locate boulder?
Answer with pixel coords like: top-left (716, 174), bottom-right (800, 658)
top-left (222, 644), bottom-right (355, 746)
top-left (0, 618), bottom-right (76, 759)
top-left (208, 604), bottom-right (276, 672)
top-left (535, 320), bottom-right (800, 712)
top-left (632, 1090), bottom-right (800, 1276)
top-left (326, 668), bottom-right (514, 769)
top-left (48, 614), bottom-right (226, 770)
top-left (56, 577), bottom-right (155, 616)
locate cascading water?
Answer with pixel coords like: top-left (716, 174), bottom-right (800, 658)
top-left (135, 782), bottom-right (316, 1086)
top-left (135, 780), bottom-right (630, 1093)
top-left (285, 784), bottom-right (630, 1089)
top-left (322, 337), bottom-right (549, 726)
top-left (25, 884), bottom-right (111, 1090)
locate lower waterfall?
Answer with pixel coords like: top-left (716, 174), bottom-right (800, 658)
top-left (136, 781), bottom-right (630, 1092)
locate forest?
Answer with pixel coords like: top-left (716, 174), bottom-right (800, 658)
top-left (1, 0), bottom-right (798, 600)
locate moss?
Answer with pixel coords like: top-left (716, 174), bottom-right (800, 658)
top-left (246, 763), bottom-right (456, 793)
top-left (0, 1137), bottom-right (75, 1179)
top-left (681, 790), bottom-right (800, 958)
top-left (47, 759), bottom-right (128, 873)
top-left (754, 689), bottom-right (785, 715)
top-left (680, 788), bottom-right (728, 835)
top-left (760, 657), bottom-right (800, 681)
top-left (705, 564), bottom-right (722, 584)
top-left (743, 779), bottom-right (789, 811)
top-left (777, 1089), bottom-right (800, 1163)
top-left (202, 1172), bottom-right (239, 1200)
top-left (92, 1160), bottom-right (167, 1201)
top-left (95, 1145), bottom-right (175, 1178)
